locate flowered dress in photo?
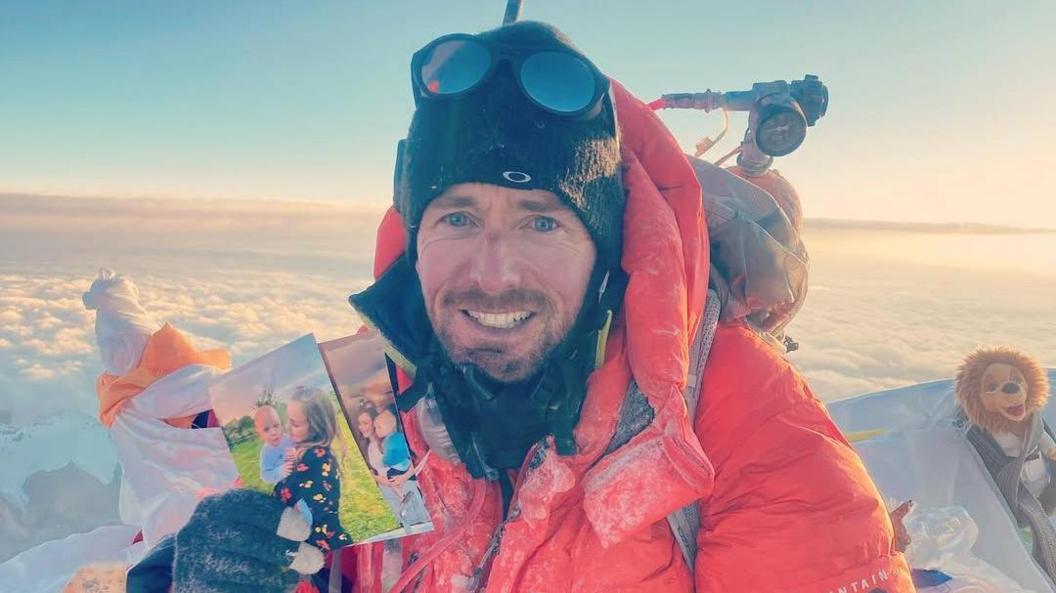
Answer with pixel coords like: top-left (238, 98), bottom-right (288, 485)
top-left (275, 446), bottom-right (351, 550)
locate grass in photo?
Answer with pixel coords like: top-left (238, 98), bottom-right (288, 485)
top-left (209, 334), bottom-right (400, 548)
top-left (321, 331), bottom-right (435, 539)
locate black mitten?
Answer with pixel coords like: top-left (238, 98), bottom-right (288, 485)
top-left (127, 534), bottom-right (177, 593)
top-left (172, 489), bottom-right (325, 593)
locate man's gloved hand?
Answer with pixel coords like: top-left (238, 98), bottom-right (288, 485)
top-left (173, 489), bottom-right (325, 593)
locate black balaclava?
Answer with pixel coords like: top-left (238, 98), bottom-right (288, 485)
top-left (393, 21), bottom-right (626, 489)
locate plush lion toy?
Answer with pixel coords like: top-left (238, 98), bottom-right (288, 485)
top-left (956, 346), bottom-right (1054, 497)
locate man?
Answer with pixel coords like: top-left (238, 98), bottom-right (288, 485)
top-left (166, 21), bottom-right (912, 593)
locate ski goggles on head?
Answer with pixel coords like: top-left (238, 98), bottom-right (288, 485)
top-left (410, 33), bottom-right (612, 119)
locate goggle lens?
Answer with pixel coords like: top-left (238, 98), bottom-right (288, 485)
top-left (419, 39), bottom-right (491, 95)
top-left (520, 51), bottom-right (596, 114)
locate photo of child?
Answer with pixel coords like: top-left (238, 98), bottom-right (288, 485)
top-left (252, 402), bottom-right (313, 529)
top-left (351, 401), bottom-right (431, 531)
top-left (372, 405), bottom-right (431, 528)
top-left (376, 407), bottom-right (409, 476)
top-left (354, 406), bottom-right (400, 514)
top-left (274, 386), bottom-right (350, 551)
top-left (320, 331), bottom-right (435, 539)
top-left (208, 334), bottom-right (403, 548)
top-left (253, 404), bottom-right (294, 485)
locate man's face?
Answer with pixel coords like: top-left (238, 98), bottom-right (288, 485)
top-left (416, 183), bottom-right (597, 383)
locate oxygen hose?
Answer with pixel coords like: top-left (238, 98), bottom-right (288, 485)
top-left (649, 94), bottom-right (732, 160)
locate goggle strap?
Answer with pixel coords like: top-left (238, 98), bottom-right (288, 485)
top-left (392, 139), bottom-right (407, 212)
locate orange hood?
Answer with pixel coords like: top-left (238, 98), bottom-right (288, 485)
top-left (356, 78), bottom-right (714, 547)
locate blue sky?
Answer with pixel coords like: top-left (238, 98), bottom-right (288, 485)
top-left (2, 0), bottom-right (1054, 226)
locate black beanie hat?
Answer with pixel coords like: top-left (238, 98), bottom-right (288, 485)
top-left (396, 21), bottom-right (625, 270)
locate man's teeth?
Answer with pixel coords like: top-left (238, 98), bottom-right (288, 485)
top-left (466, 310), bottom-right (531, 329)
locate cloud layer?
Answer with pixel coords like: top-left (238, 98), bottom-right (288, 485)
top-left (1, 270), bottom-right (373, 425)
top-left (3, 195), bottom-right (1054, 418)
top-left (1, 194), bottom-right (1055, 561)
top-left (788, 229), bottom-right (1056, 400)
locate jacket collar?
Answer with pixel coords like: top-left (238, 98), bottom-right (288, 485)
top-left (348, 255), bottom-right (432, 375)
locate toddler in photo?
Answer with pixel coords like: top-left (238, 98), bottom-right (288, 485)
top-left (375, 406), bottom-right (430, 527)
top-left (253, 404), bottom-right (294, 485)
top-left (375, 407), bottom-right (411, 478)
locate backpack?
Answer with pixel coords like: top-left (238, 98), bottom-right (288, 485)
top-left (689, 156), bottom-right (809, 350)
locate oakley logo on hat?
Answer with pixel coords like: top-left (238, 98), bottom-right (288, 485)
top-left (502, 171), bottom-right (532, 184)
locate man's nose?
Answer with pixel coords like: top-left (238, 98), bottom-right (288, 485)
top-left (1002, 382), bottom-right (1020, 395)
top-left (469, 233), bottom-right (522, 294)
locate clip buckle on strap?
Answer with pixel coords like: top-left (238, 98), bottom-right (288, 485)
top-left (666, 289), bottom-right (721, 574)
top-left (996, 414), bottom-right (1056, 576)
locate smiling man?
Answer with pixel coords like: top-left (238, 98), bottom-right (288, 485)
top-left (165, 21), bottom-right (913, 593)
top-left (416, 186), bottom-right (597, 374)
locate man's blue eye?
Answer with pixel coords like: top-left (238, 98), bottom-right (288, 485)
top-left (532, 216), bottom-right (558, 232)
top-left (445, 213), bottom-right (469, 227)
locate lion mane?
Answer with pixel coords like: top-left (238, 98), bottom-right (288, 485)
top-left (955, 346), bottom-right (1051, 435)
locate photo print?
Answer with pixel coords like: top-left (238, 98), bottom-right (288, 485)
top-left (320, 330), bottom-right (434, 540)
top-left (208, 334), bottom-right (408, 549)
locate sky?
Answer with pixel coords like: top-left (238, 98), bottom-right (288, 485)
top-left (2, 0), bottom-right (1055, 227)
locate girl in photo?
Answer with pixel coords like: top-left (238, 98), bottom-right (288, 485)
top-left (275, 386), bottom-right (351, 551)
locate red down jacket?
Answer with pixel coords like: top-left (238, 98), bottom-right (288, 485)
top-left (349, 80), bottom-right (913, 593)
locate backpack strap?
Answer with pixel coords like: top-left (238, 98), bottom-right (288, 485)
top-left (601, 290), bottom-right (721, 575)
top-left (666, 289), bottom-right (722, 573)
top-left (966, 414), bottom-right (1056, 578)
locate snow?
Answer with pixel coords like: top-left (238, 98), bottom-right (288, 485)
top-left (0, 409), bottom-right (118, 510)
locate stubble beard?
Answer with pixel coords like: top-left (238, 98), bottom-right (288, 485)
top-left (429, 288), bottom-right (574, 383)
top-left (435, 326), bottom-right (557, 382)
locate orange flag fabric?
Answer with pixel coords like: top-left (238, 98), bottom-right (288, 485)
top-left (96, 324), bottom-right (230, 428)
